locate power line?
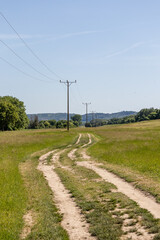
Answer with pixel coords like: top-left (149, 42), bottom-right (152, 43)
top-left (0, 11), bottom-right (63, 80)
top-left (70, 87), bottom-right (82, 107)
top-left (60, 80), bottom-right (77, 131)
top-left (75, 83), bottom-right (84, 102)
top-left (0, 39), bottom-right (57, 82)
top-left (0, 56), bottom-right (51, 83)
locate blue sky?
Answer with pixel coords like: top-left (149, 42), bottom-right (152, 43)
top-left (1, 1), bottom-right (160, 114)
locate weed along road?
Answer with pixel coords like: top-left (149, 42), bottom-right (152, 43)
top-left (36, 133), bottom-right (160, 240)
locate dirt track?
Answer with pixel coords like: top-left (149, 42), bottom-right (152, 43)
top-left (37, 135), bottom-right (96, 240)
top-left (77, 160), bottom-right (160, 219)
top-left (36, 133), bottom-right (160, 240)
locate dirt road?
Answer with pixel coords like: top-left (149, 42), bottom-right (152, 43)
top-left (36, 133), bottom-right (160, 240)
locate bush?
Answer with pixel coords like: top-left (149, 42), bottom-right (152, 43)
top-left (85, 122), bottom-right (92, 127)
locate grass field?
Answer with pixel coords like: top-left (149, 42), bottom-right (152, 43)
top-left (89, 120), bottom-right (160, 202)
top-left (1, 120), bottom-right (160, 239)
top-left (0, 129), bottom-right (77, 240)
top-left (57, 131), bottom-right (160, 239)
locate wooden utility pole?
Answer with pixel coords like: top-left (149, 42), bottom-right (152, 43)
top-left (82, 102), bottom-right (91, 124)
top-left (91, 111), bottom-right (96, 126)
top-left (60, 80), bottom-right (76, 131)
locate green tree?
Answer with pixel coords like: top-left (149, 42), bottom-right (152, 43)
top-left (56, 120), bottom-right (67, 128)
top-left (48, 119), bottom-right (56, 127)
top-left (71, 114), bottom-right (82, 126)
top-left (29, 115), bottom-right (39, 129)
top-left (85, 122), bottom-right (92, 127)
top-left (43, 120), bottom-right (51, 128)
top-left (0, 96), bottom-right (29, 131)
top-left (69, 120), bottom-right (75, 128)
top-left (56, 120), bottom-right (74, 129)
top-left (73, 120), bottom-right (79, 127)
top-left (135, 108), bottom-right (155, 122)
top-left (39, 120), bottom-right (45, 129)
top-left (90, 119), bottom-right (107, 127)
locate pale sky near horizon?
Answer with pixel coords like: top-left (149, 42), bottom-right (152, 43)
top-left (1, 1), bottom-right (160, 114)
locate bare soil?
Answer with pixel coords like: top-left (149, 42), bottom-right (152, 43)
top-left (31, 133), bottom-right (160, 240)
top-left (68, 149), bottom-right (77, 160)
top-left (71, 133), bottom-right (160, 239)
top-left (38, 148), bottom-right (96, 240)
top-left (77, 160), bottom-right (160, 219)
top-left (76, 133), bottom-right (82, 145)
top-left (20, 211), bottom-right (34, 239)
top-left (82, 133), bottom-right (92, 148)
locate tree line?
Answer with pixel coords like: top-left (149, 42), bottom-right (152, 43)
top-left (0, 96), bottom-right (82, 131)
top-left (1, 96), bottom-right (160, 131)
top-left (86, 108), bottom-right (160, 127)
top-left (107, 108), bottom-right (160, 125)
top-left (28, 114), bottom-right (82, 129)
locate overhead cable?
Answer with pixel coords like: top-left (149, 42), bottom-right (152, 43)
top-left (0, 11), bottom-right (63, 80)
top-left (0, 56), bottom-right (51, 83)
top-left (0, 39), bottom-right (57, 82)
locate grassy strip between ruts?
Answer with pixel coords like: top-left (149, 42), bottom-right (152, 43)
top-left (0, 129), bottom-right (77, 240)
top-left (55, 166), bottom-right (122, 240)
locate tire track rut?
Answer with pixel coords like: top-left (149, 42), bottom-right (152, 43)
top-left (38, 133), bottom-right (160, 240)
top-left (38, 137), bottom-right (96, 240)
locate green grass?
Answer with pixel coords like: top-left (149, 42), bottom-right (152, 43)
top-left (20, 153), bottom-right (69, 240)
top-left (90, 121), bottom-right (160, 176)
top-left (88, 120), bottom-right (160, 201)
top-left (0, 129), bottom-right (76, 240)
top-left (2, 120), bottom-right (160, 239)
top-left (55, 166), bottom-right (123, 240)
top-left (55, 159), bottom-right (160, 239)
top-left (54, 136), bottom-right (160, 239)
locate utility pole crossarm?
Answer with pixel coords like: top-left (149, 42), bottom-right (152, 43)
top-left (60, 80), bottom-right (76, 131)
top-left (60, 80), bottom-right (76, 86)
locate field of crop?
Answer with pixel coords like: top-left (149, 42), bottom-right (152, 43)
top-left (1, 120), bottom-right (160, 240)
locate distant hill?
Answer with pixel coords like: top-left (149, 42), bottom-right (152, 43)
top-left (86, 111), bottom-right (137, 122)
top-left (27, 113), bottom-right (75, 121)
top-left (27, 111), bottom-right (136, 122)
